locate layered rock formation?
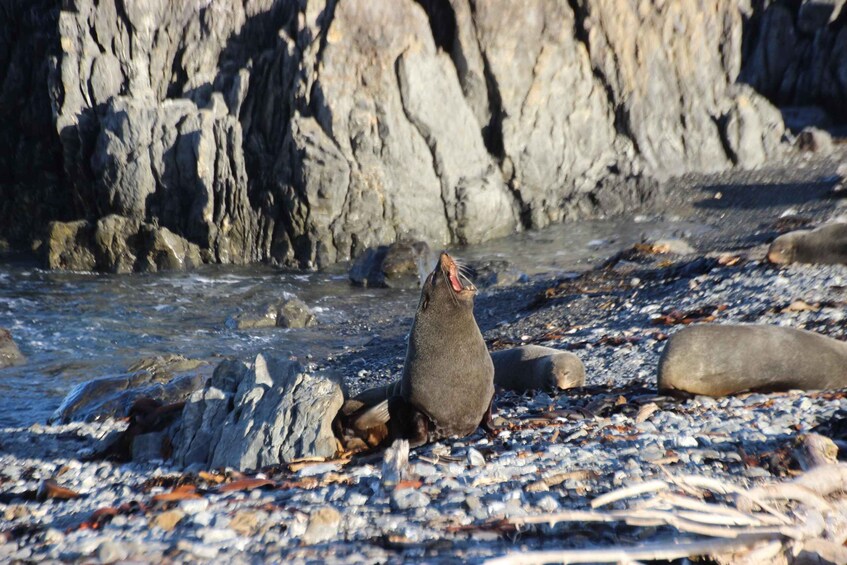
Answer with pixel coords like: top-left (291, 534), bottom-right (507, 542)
top-left (2, 0), bottom-right (842, 271)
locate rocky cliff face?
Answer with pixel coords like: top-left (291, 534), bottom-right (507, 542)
top-left (0, 0), bottom-right (841, 271)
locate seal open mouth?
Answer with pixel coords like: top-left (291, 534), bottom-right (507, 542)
top-left (439, 252), bottom-right (471, 293)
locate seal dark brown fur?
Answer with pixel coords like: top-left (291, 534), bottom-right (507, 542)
top-left (768, 223), bottom-right (847, 265)
top-left (658, 324), bottom-right (847, 397)
top-left (339, 252), bottom-right (494, 449)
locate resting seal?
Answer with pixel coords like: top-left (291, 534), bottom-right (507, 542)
top-left (658, 324), bottom-right (847, 397)
top-left (768, 223), bottom-right (847, 265)
top-left (491, 345), bottom-right (585, 392)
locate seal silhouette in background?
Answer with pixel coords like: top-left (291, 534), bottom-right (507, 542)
top-left (768, 222), bottom-right (847, 266)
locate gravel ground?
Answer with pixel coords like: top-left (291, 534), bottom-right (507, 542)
top-left (2, 149), bottom-right (847, 563)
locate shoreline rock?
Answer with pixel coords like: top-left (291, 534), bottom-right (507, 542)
top-left (0, 328), bottom-right (26, 369)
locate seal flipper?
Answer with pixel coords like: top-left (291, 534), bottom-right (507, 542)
top-left (353, 400), bottom-right (390, 431)
top-left (479, 397), bottom-right (499, 437)
top-left (388, 396), bottom-right (431, 448)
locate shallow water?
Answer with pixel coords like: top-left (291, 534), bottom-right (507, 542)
top-left (0, 217), bottom-right (706, 426)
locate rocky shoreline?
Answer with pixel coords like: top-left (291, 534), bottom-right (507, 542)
top-left (3, 153), bottom-right (847, 562)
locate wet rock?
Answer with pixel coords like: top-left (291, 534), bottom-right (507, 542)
top-left (466, 260), bottom-right (526, 289)
top-left (795, 127), bottom-right (834, 153)
top-left (227, 297), bottom-right (317, 330)
top-left (45, 220), bottom-right (97, 271)
top-left (46, 217), bottom-right (203, 273)
top-left (173, 354), bottom-right (343, 471)
top-left (0, 328), bottom-right (26, 369)
top-left (50, 354), bottom-right (208, 423)
top-left (349, 242), bottom-right (432, 289)
top-left (275, 297), bottom-right (317, 329)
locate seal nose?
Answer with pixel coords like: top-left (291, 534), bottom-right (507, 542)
top-left (438, 251), bottom-right (453, 272)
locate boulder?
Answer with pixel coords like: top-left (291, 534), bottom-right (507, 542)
top-left (45, 216), bottom-right (203, 273)
top-left (0, 328), bottom-right (26, 369)
top-left (226, 297), bottom-right (317, 330)
top-left (349, 242), bottom-right (433, 289)
top-left (172, 355), bottom-right (343, 471)
top-left (466, 260), bottom-right (527, 289)
top-left (50, 354), bottom-right (209, 423)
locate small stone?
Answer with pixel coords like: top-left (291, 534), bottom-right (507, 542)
top-left (466, 448), bottom-right (485, 467)
top-left (302, 507), bottom-right (341, 545)
top-left (391, 488), bottom-right (431, 511)
top-left (150, 509), bottom-right (185, 532)
top-left (198, 528), bottom-right (237, 544)
top-left (179, 498), bottom-right (209, 514)
top-left (97, 540), bottom-right (128, 564)
top-left (230, 510), bottom-right (262, 536)
top-left (675, 436), bottom-right (698, 448)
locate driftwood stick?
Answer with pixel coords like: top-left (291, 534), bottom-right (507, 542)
top-left (590, 480), bottom-right (669, 508)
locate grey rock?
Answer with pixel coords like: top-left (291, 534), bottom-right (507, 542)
top-left (795, 127), bottom-right (834, 154)
top-left (275, 297), bottom-right (317, 329)
top-left (0, 328), bottom-right (26, 369)
top-left (467, 260), bottom-right (526, 289)
top-left (349, 242), bottom-right (433, 289)
top-left (227, 296), bottom-right (316, 330)
top-left (3, 0), bottom-right (824, 269)
top-left (50, 354), bottom-right (209, 423)
top-left (173, 354), bottom-right (343, 471)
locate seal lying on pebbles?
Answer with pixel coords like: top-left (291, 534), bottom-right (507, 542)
top-left (767, 223), bottom-right (847, 265)
top-left (491, 345), bottom-right (585, 392)
top-left (340, 252), bottom-right (495, 448)
top-left (658, 324), bottom-right (847, 397)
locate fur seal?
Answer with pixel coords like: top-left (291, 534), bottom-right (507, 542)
top-left (340, 252), bottom-right (494, 448)
top-left (768, 223), bottom-right (847, 265)
top-left (658, 324), bottom-right (847, 397)
top-left (491, 345), bottom-right (585, 392)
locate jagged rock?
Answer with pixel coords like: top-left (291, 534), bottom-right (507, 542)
top-left (172, 355), bottom-right (343, 471)
top-left (0, 328), bottom-right (26, 369)
top-left (50, 354), bottom-right (209, 423)
top-left (46, 217), bottom-right (202, 273)
top-left (742, 1), bottom-right (847, 122)
top-left (45, 220), bottom-right (97, 271)
top-left (227, 297), bottom-right (316, 330)
top-left (797, 0), bottom-right (845, 34)
top-left (276, 297), bottom-right (317, 329)
top-left (349, 242), bottom-right (433, 289)
top-left (6, 0), bottom-right (834, 270)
